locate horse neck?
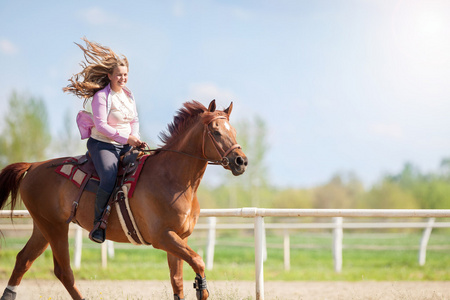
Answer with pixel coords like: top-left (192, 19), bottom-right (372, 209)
top-left (160, 122), bottom-right (208, 189)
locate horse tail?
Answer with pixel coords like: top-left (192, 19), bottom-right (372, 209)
top-left (0, 163), bottom-right (32, 213)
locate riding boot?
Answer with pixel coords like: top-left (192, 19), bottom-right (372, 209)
top-left (89, 187), bottom-right (111, 244)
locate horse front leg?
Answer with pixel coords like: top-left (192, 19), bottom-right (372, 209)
top-left (167, 252), bottom-right (184, 300)
top-left (153, 231), bottom-right (209, 300)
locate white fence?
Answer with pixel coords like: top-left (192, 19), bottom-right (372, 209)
top-left (196, 216), bottom-right (450, 272)
top-left (200, 208), bottom-right (450, 300)
top-left (2, 208), bottom-right (450, 300)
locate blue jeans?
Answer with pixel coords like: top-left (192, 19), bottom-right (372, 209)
top-left (87, 138), bottom-right (132, 194)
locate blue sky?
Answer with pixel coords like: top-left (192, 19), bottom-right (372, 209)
top-left (1, 0), bottom-right (450, 187)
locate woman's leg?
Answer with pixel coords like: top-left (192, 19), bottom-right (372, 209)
top-left (86, 138), bottom-right (121, 243)
top-left (87, 138), bottom-right (121, 194)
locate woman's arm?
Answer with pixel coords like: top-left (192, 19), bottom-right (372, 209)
top-left (91, 92), bottom-right (129, 144)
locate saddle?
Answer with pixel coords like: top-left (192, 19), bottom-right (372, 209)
top-left (54, 149), bottom-right (150, 245)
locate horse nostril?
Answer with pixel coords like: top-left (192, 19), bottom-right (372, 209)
top-left (235, 156), bottom-right (244, 166)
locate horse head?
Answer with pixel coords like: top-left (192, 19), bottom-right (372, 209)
top-left (202, 100), bottom-right (248, 176)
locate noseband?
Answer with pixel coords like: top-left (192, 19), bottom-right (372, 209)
top-left (202, 116), bottom-right (242, 166)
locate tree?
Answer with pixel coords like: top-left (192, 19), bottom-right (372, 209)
top-left (52, 109), bottom-right (86, 157)
top-left (312, 172), bottom-right (365, 208)
top-left (381, 162), bottom-right (450, 209)
top-left (198, 115), bottom-right (270, 208)
top-left (363, 180), bottom-right (419, 209)
top-left (0, 92), bottom-right (51, 167)
top-left (273, 188), bottom-right (313, 209)
top-left (226, 115), bottom-right (269, 207)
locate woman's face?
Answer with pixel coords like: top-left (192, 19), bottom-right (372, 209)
top-left (108, 65), bottom-right (128, 92)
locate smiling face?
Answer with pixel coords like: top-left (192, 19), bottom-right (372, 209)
top-left (108, 65), bottom-right (128, 92)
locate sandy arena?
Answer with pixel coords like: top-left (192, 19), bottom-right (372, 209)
top-left (1, 280), bottom-right (449, 299)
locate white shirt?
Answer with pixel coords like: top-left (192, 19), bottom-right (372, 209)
top-left (91, 89), bottom-right (136, 145)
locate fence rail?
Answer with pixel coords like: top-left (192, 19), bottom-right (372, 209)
top-left (1, 208), bottom-right (450, 300)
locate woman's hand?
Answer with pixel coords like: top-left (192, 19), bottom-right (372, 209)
top-left (127, 135), bottom-right (143, 147)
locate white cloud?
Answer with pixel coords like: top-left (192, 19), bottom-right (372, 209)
top-left (172, 0), bottom-right (185, 17)
top-left (369, 123), bottom-right (404, 139)
top-left (0, 39), bottom-right (18, 55)
top-left (80, 7), bottom-right (110, 25)
top-left (231, 7), bottom-right (253, 21)
top-left (188, 82), bottom-right (236, 105)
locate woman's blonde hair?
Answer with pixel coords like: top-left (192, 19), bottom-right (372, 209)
top-left (63, 37), bottom-right (129, 101)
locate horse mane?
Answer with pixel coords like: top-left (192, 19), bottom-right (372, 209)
top-left (159, 101), bottom-right (207, 147)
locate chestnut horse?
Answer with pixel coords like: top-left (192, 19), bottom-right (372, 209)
top-left (0, 100), bottom-right (247, 300)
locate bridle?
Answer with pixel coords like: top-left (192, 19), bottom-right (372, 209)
top-left (201, 115), bottom-right (241, 166)
top-left (143, 115), bottom-right (241, 167)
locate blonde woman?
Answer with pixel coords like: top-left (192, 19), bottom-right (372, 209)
top-left (64, 38), bottom-right (145, 243)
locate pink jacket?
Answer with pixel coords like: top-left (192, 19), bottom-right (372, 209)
top-left (76, 84), bottom-right (139, 145)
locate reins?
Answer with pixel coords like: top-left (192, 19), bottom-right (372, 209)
top-left (142, 148), bottom-right (223, 165)
top-left (141, 115), bottom-right (241, 167)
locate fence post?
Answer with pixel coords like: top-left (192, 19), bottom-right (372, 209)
top-left (255, 216), bottom-right (265, 300)
top-left (332, 217), bottom-right (343, 273)
top-left (262, 218), bottom-right (267, 262)
top-left (419, 217), bottom-right (435, 266)
top-left (206, 216), bottom-right (216, 270)
top-left (107, 240), bottom-right (115, 259)
top-left (283, 231), bottom-right (290, 271)
top-left (73, 225), bottom-right (83, 269)
top-left (101, 242), bottom-right (108, 269)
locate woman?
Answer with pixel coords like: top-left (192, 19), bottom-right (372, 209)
top-left (63, 38), bottom-right (145, 243)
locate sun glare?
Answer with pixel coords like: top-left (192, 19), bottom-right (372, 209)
top-left (416, 10), bottom-right (446, 38)
top-left (391, 1), bottom-right (450, 66)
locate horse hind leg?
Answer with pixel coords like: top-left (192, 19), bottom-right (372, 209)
top-left (167, 252), bottom-right (185, 300)
top-left (44, 224), bottom-right (84, 300)
top-left (1, 222), bottom-right (49, 300)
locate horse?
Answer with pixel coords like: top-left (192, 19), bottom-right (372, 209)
top-left (0, 100), bottom-right (248, 300)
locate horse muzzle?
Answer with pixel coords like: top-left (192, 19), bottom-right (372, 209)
top-left (225, 151), bottom-right (248, 176)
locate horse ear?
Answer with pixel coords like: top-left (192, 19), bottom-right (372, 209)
top-left (208, 100), bottom-right (216, 112)
top-left (224, 102), bottom-right (233, 116)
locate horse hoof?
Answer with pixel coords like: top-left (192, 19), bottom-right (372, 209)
top-left (1, 288), bottom-right (17, 300)
top-left (196, 289), bottom-right (209, 300)
top-left (193, 274), bottom-right (208, 299)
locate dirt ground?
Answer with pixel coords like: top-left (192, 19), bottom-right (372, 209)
top-left (0, 280), bottom-right (449, 300)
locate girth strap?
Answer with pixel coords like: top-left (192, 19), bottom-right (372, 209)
top-left (116, 189), bottom-right (142, 245)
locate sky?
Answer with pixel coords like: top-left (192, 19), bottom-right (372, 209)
top-left (1, 0), bottom-right (450, 188)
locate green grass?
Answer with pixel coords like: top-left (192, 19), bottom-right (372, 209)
top-left (0, 230), bottom-right (449, 282)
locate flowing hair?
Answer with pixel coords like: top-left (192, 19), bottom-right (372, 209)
top-left (63, 37), bottom-right (129, 104)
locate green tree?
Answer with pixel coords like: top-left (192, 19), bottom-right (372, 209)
top-left (363, 180), bottom-right (419, 209)
top-left (384, 162), bottom-right (450, 209)
top-left (312, 172), bottom-right (365, 208)
top-left (199, 115), bottom-right (270, 209)
top-left (226, 115), bottom-right (269, 207)
top-left (52, 109), bottom-right (85, 157)
top-left (272, 188), bottom-right (313, 209)
top-left (0, 92), bottom-right (51, 167)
